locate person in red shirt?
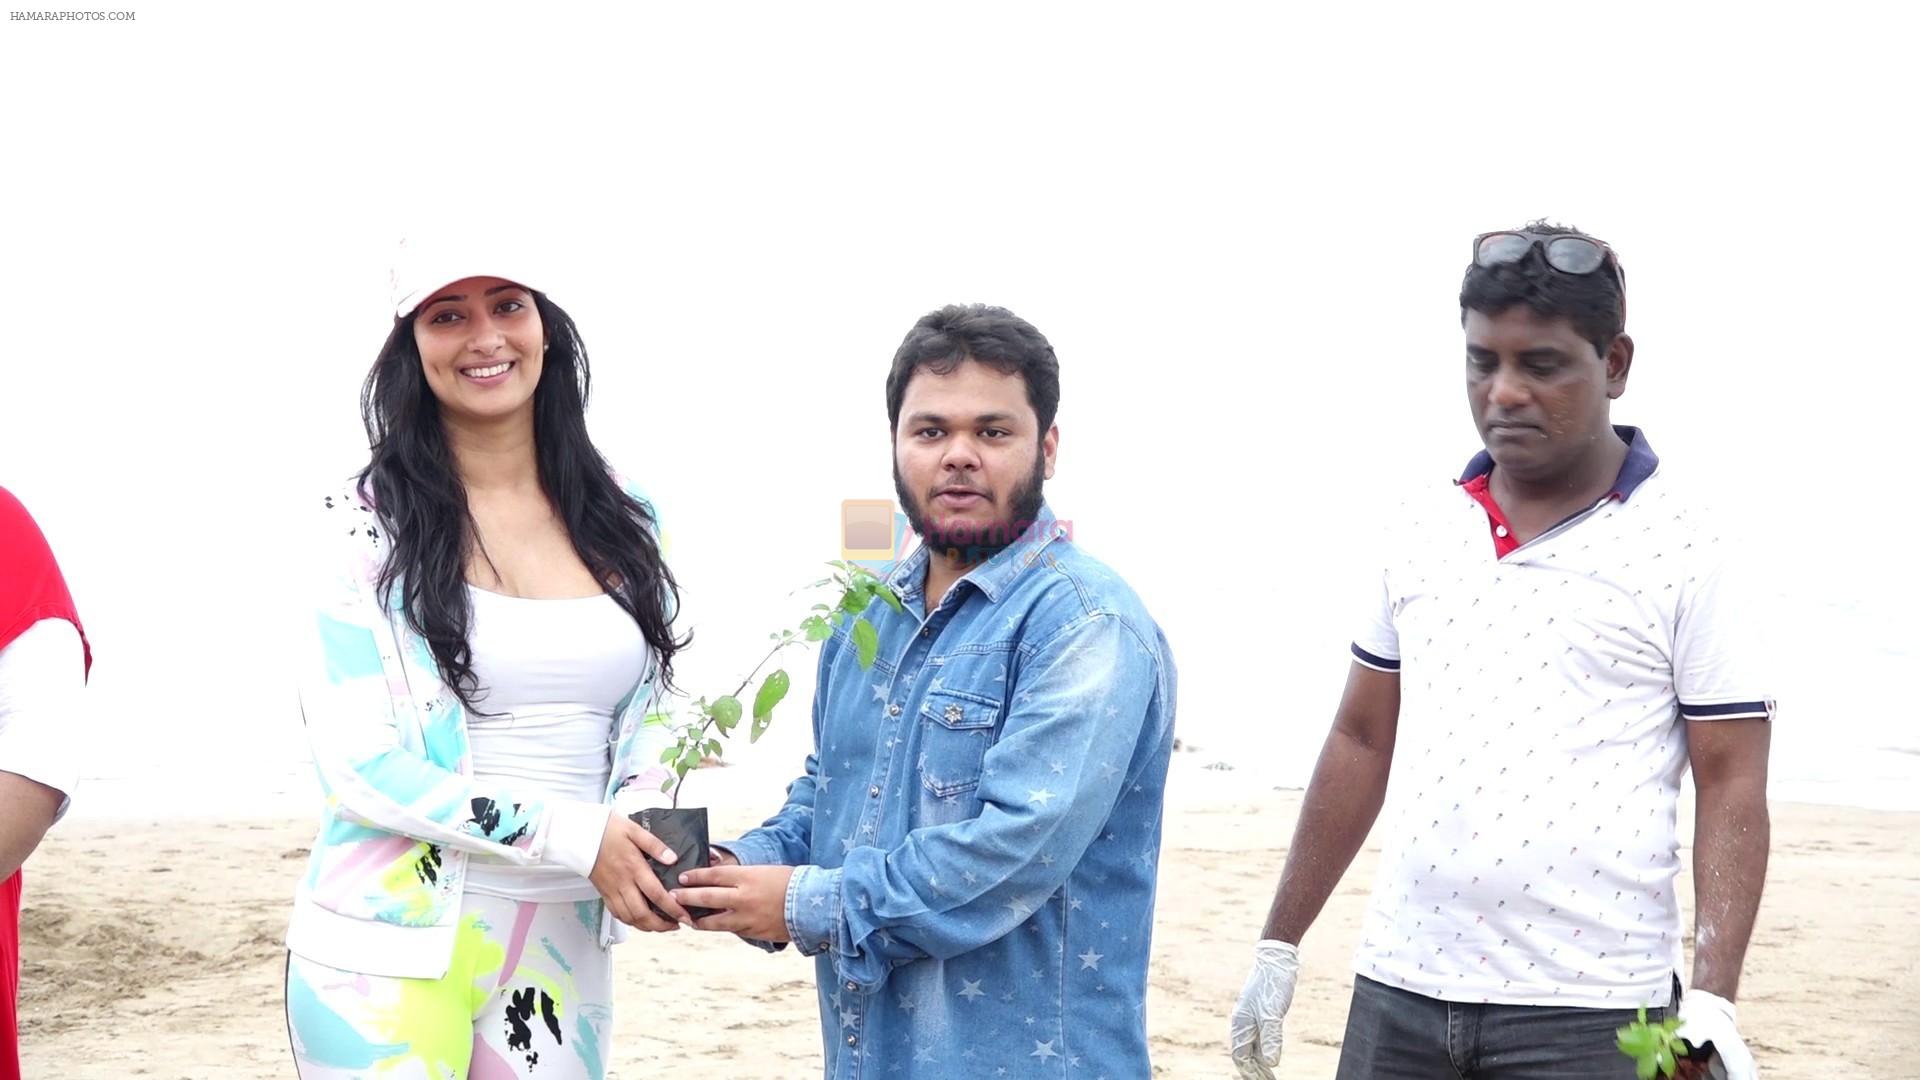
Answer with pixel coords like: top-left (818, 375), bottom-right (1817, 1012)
top-left (0, 487), bottom-right (89, 1080)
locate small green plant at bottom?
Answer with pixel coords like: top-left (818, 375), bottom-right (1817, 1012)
top-left (1616, 1007), bottom-right (1713, 1080)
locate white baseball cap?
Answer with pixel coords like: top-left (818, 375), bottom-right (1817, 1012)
top-left (388, 231), bottom-right (552, 320)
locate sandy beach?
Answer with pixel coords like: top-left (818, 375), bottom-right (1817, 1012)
top-left (18, 768), bottom-right (1920, 1079)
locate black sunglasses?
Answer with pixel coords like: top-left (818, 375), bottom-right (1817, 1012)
top-left (1473, 231), bottom-right (1625, 289)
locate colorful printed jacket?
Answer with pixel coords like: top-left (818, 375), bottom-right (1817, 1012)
top-left (284, 478), bottom-right (676, 979)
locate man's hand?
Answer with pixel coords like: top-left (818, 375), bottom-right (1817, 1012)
top-left (1677, 989), bottom-right (1756, 1080)
top-left (1229, 940), bottom-right (1300, 1079)
top-left (589, 814), bottom-right (692, 932)
top-left (673, 864), bottom-right (795, 942)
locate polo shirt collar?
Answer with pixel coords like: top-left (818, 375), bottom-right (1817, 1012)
top-left (1458, 425), bottom-right (1661, 503)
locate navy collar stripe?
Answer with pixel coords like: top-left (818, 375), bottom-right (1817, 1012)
top-left (1457, 426), bottom-right (1661, 503)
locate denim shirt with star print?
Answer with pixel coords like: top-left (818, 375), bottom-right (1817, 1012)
top-left (721, 502), bottom-right (1177, 1079)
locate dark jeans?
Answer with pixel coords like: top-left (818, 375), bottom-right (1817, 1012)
top-left (1335, 975), bottom-right (1674, 1080)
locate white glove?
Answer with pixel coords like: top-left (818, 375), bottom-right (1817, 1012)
top-left (1677, 988), bottom-right (1757, 1080)
top-left (1229, 939), bottom-right (1300, 1079)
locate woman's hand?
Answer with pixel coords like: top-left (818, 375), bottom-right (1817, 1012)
top-left (589, 815), bottom-right (693, 931)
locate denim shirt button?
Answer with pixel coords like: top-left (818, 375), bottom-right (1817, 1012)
top-left (847, 1034), bottom-right (858, 1047)
top-left (847, 980), bottom-right (857, 991)
top-left (869, 785), bottom-right (881, 798)
top-left (887, 703), bottom-right (902, 717)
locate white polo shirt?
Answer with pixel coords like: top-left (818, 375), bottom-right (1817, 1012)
top-left (1350, 428), bottom-right (1775, 1008)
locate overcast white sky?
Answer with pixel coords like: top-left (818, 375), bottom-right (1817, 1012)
top-left (3, 2), bottom-right (1915, 807)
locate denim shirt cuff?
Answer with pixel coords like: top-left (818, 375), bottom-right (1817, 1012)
top-left (785, 864), bottom-right (842, 957)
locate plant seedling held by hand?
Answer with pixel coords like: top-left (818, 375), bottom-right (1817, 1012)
top-left (632, 562), bottom-right (901, 917)
top-left (1615, 1007), bottom-right (1721, 1080)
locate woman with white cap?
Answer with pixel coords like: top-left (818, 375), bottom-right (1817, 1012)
top-left (284, 237), bottom-right (691, 1079)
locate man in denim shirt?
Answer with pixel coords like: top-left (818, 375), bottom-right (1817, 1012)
top-left (675, 304), bottom-right (1177, 1078)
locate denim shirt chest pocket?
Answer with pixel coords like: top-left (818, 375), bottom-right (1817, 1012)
top-left (914, 652), bottom-right (1010, 800)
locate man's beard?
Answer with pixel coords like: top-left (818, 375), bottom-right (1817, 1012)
top-left (893, 452), bottom-right (1048, 568)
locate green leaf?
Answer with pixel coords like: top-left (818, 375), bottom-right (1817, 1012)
top-left (705, 739), bottom-right (723, 757)
top-left (659, 746), bottom-right (680, 764)
top-left (1616, 1009), bottom-right (1673, 1077)
top-left (838, 585), bottom-right (871, 617)
top-left (710, 695), bottom-right (743, 732)
top-left (801, 615), bottom-right (832, 641)
top-left (660, 777), bottom-right (675, 794)
top-left (752, 707), bottom-right (775, 743)
top-left (874, 582), bottom-right (905, 614)
top-left (753, 669), bottom-right (791, 721)
top-left (852, 617), bottom-right (879, 669)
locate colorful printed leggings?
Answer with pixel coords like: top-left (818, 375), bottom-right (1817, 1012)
top-left (285, 893), bottom-right (614, 1079)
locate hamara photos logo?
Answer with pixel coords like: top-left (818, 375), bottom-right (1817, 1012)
top-left (839, 499), bottom-right (1072, 577)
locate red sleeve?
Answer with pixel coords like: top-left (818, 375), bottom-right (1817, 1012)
top-left (0, 487), bottom-right (90, 677)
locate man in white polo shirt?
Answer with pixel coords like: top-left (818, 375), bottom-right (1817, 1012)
top-left (1229, 223), bottom-right (1773, 1079)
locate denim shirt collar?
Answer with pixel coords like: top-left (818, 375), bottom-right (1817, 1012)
top-left (886, 501), bottom-right (1069, 608)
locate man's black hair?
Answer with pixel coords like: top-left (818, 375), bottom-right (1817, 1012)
top-left (885, 304), bottom-right (1061, 434)
top-left (1460, 219), bottom-right (1626, 353)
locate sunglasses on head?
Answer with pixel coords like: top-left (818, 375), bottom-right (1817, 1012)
top-left (1473, 231), bottom-right (1625, 289)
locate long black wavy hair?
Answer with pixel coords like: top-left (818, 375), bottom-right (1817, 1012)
top-left (356, 290), bottom-right (685, 710)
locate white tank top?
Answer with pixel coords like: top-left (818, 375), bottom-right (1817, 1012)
top-left (463, 585), bottom-right (650, 902)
